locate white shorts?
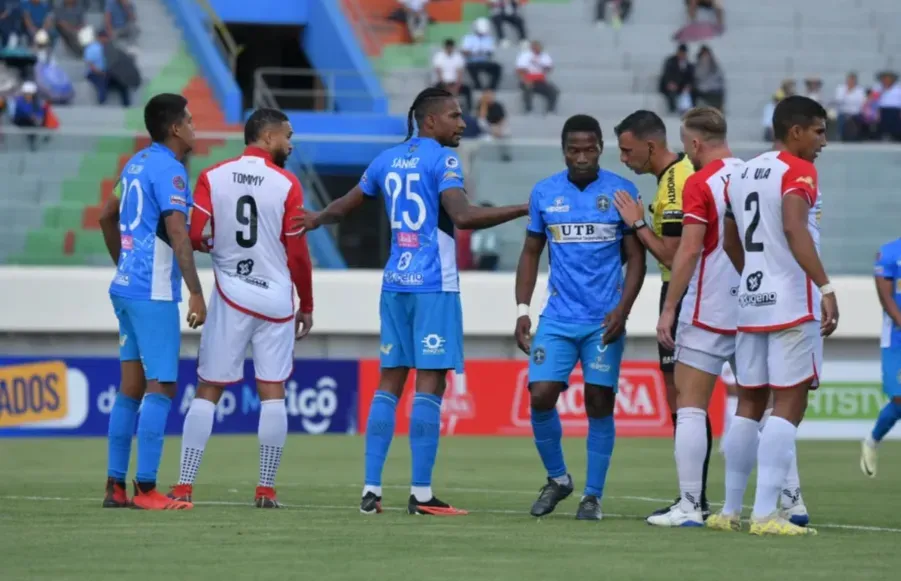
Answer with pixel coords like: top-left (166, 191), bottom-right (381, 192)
top-left (674, 322), bottom-right (736, 376)
top-left (197, 291), bottom-right (295, 384)
top-left (735, 321), bottom-right (822, 390)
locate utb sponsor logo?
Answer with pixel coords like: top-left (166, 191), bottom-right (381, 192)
top-left (0, 361), bottom-right (69, 427)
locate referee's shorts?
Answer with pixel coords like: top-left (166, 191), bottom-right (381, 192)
top-left (658, 282), bottom-right (681, 374)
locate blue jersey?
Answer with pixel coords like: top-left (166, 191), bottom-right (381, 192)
top-left (109, 143), bottom-right (192, 302)
top-left (359, 137), bottom-right (465, 293)
top-left (875, 238), bottom-right (901, 349)
top-left (527, 169), bottom-right (639, 325)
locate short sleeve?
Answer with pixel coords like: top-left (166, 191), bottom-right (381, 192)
top-left (515, 52), bottom-right (529, 69)
top-left (541, 53), bottom-right (553, 68)
top-left (527, 184), bottom-right (545, 236)
top-left (682, 175), bottom-right (712, 226)
top-left (359, 160), bottom-right (380, 198)
top-left (781, 157), bottom-right (818, 206)
top-left (723, 178), bottom-right (734, 219)
top-left (436, 152), bottom-right (465, 193)
top-left (192, 171), bottom-right (212, 216)
top-left (152, 161), bottom-right (190, 215)
top-left (875, 246), bottom-right (897, 279)
top-left (461, 35), bottom-right (475, 52)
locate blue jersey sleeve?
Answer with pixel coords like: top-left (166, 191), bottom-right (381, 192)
top-left (875, 244), bottom-right (897, 279)
top-left (151, 161), bottom-right (190, 216)
top-left (434, 151), bottom-right (465, 193)
top-left (526, 184), bottom-right (545, 236)
top-left (620, 180), bottom-right (640, 234)
top-left (359, 159), bottom-right (381, 198)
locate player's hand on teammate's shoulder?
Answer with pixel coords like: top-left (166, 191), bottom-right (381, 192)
top-left (612, 190), bottom-right (643, 225)
top-left (656, 307), bottom-right (677, 351)
top-left (296, 310), bottom-right (313, 340)
top-left (602, 306), bottom-right (627, 345)
top-left (820, 289), bottom-right (839, 337)
top-left (187, 293), bottom-right (207, 329)
top-left (515, 315), bottom-right (532, 355)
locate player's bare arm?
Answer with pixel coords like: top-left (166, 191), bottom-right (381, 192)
top-left (300, 185), bottom-right (367, 231)
top-left (98, 195), bottom-right (121, 266)
top-left (783, 194), bottom-right (838, 336)
top-left (658, 223), bottom-right (705, 349)
top-left (164, 211), bottom-right (206, 328)
top-left (441, 188), bottom-right (528, 230)
top-left (606, 232), bottom-right (646, 344)
top-left (875, 276), bottom-right (901, 328)
top-left (514, 234), bottom-right (546, 354)
top-left (722, 216), bottom-right (744, 274)
top-left (612, 190), bottom-right (679, 269)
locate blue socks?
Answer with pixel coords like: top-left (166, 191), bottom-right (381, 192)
top-left (872, 400), bottom-right (901, 442)
top-left (584, 415), bottom-right (615, 498)
top-left (410, 393), bottom-right (442, 487)
top-left (107, 393), bottom-right (140, 481)
top-left (135, 393), bottom-right (172, 484)
top-left (531, 408), bottom-right (567, 479)
top-left (364, 390), bottom-right (399, 486)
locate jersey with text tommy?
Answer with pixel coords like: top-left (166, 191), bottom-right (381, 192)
top-left (527, 170), bottom-right (639, 325)
top-left (109, 143), bottom-right (192, 302)
top-left (875, 237), bottom-right (901, 349)
top-left (359, 137), bottom-right (464, 293)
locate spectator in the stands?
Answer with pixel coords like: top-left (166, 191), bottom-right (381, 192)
top-left (477, 90), bottom-right (511, 162)
top-left (658, 44), bottom-right (694, 114)
top-left (432, 38), bottom-right (472, 113)
top-left (33, 27), bottom-right (51, 61)
top-left (761, 90), bottom-right (782, 143)
top-left (687, 0), bottom-right (723, 30)
top-left (82, 26), bottom-right (131, 107)
top-left (861, 88), bottom-right (881, 140)
top-left (876, 71), bottom-right (901, 141)
top-left (693, 44), bottom-right (724, 111)
top-left (399, 0), bottom-right (428, 43)
top-left (0, 0), bottom-right (24, 48)
top-left (105, 0), bottom-right (138, 42)
top-left (56, 0), bottom-right (86, 56)
top-left (487, 0), bottom-right (527, 49)
top-left (831, 72), bottom-right (865, 141)
top-left (462, 18), bottom-right (501, 92)
top-left (516, 40), bottom-right (557, 115)
top-left (12, 81), bottom-right (46, 150)
top-left (22, 0), bottom-right (53, 45)
top-left (803, 77), bottom-right (823, 104)
top-left (595, 0), bottom-right (632, 28)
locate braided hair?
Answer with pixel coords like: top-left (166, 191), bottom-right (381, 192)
top-left (405, 87), bottom-right (454, 140)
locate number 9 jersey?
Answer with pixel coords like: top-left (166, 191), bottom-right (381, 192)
top-left (109, 143), bottom-right (193, 302)
top-left (359, 137), bottom-right (465, 293)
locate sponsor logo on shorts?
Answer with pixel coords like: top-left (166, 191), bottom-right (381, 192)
top-left (380, 344), bottom-right (394, 355)
top-left (532, 347), bottom-right (546, 365)
top-left (421, 334), bottom-right (446, 356)
top-left (588, 344), bottom-right (611, 372)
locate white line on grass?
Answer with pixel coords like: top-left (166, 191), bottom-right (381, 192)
top-left (2, 495), bottom-right (900, 533)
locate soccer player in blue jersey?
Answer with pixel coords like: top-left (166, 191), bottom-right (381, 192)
top-left (302, 87), bottom-right (528, 515)
top-left (861, 237), bottom-right (901, 477)
top-left (97, 93), bottom-right (206, 510)
top-left (514, 114), bottom-right (647, 520)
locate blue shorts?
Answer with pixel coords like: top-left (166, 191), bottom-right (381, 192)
top-left (882, 347), bottom-right (901, 397)
top-left (110, 294), bottom-right (181, 383)
top-left (379, 291), bottom-right (464, 373)
top-left (528, 317), bottom-right (625, 390)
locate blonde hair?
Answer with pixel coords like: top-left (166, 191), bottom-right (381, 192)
top-left (681, 106), bottom-right (727, 143)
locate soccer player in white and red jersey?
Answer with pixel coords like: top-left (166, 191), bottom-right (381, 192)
top-left (168, 108), bottom-right (314, 509)
top-left (708, 96), bottom-right (837, 536)
top-left (647, 107), bottom-right (743, 528)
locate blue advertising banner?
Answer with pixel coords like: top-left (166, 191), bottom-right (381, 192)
top-left (0, 358), bottom-right (358, 437)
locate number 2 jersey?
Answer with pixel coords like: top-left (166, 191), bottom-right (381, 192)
top-left (109, 143), bottom-right (193, 302)
top-left (359, 137), bottom-right (464, 293)
top-left (188, 146), bottom-right (314, 322)
top-left (728, 150), bottom-right (823, 332)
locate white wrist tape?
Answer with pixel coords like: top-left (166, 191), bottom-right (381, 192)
top-left (819, 283), bottom-right (835, 295)
top-left (517, 303), bottom-right (530, 318)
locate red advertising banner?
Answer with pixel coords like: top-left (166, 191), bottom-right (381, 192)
top-left (358, 360), bottom-right (727, 437)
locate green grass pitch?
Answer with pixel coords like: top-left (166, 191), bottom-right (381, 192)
top-left (2, 436), bottom-right (900, 580)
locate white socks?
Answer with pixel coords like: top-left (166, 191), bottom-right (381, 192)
top-left (760, 408), bottom-right (804, 508)
top-left (411, 486), bottom-right (433, 502)
top-left (675, 407), bottom-right (708, 513)
top-left (258, 399), bottom-right (288, 488)
top-left (753, 415), bottom-right (797, 519)
top-left (723, 395), bottom-right (738, 437)
top-left (722, 416), bottom-right (759, 515)
top-left (179, 398), bottom-right (216, 485)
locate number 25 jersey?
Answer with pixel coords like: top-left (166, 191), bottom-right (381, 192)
top-left (359, 137), bottom-right (465, 293)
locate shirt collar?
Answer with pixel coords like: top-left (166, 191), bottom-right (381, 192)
top-left (150, 142), bottom-right (177, 159)
top-left (656, 153), bottom-right (685, 183)
top-left (243, 146), bottom-right (273, 161)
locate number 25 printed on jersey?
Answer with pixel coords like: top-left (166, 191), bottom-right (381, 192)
top-left (386, 171), bottom-right (426, 231)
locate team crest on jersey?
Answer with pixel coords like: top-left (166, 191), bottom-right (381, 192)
top-left (172, 175), bottom-right (186, 192)
top-left (445, 156), bottom-right (459, 169)
top-left (596, 195), bottom-right (610, 212)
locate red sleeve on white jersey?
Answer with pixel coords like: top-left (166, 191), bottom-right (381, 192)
top-left (281, 176), bottom-right (314, 314)
top-left (189, 171), bottom-right (213, 251)
top-left (778, 152), bottom-right (818, 206)
top-left (682, 173), bottom-right (714, 226)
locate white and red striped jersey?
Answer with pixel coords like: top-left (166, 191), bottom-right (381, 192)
top-left (728, 150), bottom-right (822, 332)
top-left (680, 157), bottom-right (744, 334)
top-left (188, 147), bottom-right (313, 322)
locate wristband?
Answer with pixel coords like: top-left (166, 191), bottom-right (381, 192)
top-left (819, 283), bottom-right (835, 295)
top-left (517, 303), bottom-right (530, 318)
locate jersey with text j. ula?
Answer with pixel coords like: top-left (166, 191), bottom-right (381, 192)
top-left (109, 143), bottom-right (192, 302)
top-left (728, 150), bottom-right (823, 332)
top-left (680, 157), bottom-right (744, 334)
top-left (875, 237), bottom-right (901, 349)
top-left (359, 137), bottom-right (464, 293)
top-left (527, 170), bottom-right (639, 325)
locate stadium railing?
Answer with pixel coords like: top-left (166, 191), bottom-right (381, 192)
top-left (252, 67), bottom-right (397, 113)
top-left (194, 0), bottom-right (244, 74)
